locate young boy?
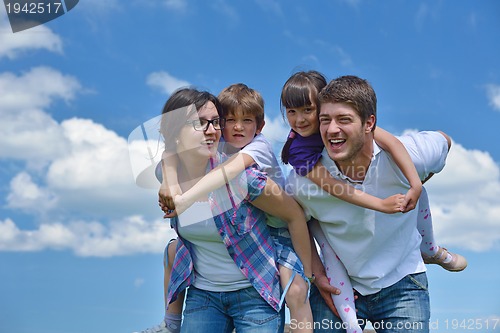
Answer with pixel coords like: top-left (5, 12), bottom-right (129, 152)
top-left (134, 84), bottom-right (314, 333)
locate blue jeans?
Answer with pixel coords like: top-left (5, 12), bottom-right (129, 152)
top-left (181, 286), bottom-right (285, 333)
top-left (310, 272), bottom-right (430, 333)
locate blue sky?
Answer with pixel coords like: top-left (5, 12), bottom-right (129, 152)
top-left (1, 1), bottom-right (499, 333)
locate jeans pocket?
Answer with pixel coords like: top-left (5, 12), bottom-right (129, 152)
top-left (183, 287), bottom-right (210, 314)
top-left (407, 272), bottom-right (428, 291)
top-left (238, 288), bottom-right (282, 325)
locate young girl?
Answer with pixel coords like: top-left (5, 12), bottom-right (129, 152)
top-left (280, 70), bottom-right (467, 333)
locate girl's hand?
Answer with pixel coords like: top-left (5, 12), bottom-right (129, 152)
top-left (401, 185), bottom-right (422, 213)
top-left (380, 194), bottom-right (406, 214)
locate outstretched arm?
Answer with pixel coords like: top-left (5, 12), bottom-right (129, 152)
top-left (374, 127), bottom-right (423, 212)
top-left (171, 152), bottom-right (256, 215)
top-left (251, 178), bottom-right (312, 278)
top-left (307, 161), bottom-right (406, 214)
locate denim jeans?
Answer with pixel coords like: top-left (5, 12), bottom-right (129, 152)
top-left (310, 272), bottom-right (430, 333)
top-left (181, 286), bottom-right (285, 333)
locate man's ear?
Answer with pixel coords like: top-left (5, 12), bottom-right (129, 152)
top-left (256, 119), bottom-right (266, 135)
top-left (365, 115), bottom-right (376, 133)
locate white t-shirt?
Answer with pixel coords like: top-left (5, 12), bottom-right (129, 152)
top-left (240, 134), bottom-right (287, 228)
top-left (286, 131), bottom-right (449, 295)
top-left (240, 133), bottom-right (286, 189)
top-left (177, 201), bottom-right (252, 292)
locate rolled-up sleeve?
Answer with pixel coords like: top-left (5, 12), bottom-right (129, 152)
top-left (236, 165), bottom-right (268, 202)
top-left (398, 131), bottom-right (449, 180)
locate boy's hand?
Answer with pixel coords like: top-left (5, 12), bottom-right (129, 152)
top-left (172, 195), bottom-right (190, 215)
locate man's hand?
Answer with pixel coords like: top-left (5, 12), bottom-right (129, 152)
top-left (314, 270), bottom-right (341, 318)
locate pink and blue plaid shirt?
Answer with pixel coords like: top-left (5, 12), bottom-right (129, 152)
top-left (166, 155), bottom-right (282, 312)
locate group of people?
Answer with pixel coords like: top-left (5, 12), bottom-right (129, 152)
top-left (132, 71), bottom-right (467, 333)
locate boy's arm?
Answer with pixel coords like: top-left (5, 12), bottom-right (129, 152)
top-left (373, 127), bottom-right (423, 212)
top-left (158, 151), bottom-right (182, 210)
top-left (173, 152), bottom-right (256, 214)
top-left (307, 161), bottom-right (405, 214)
top-left (251, 178), bottom-right (312, 278)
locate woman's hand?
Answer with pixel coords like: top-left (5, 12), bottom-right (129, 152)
top-left (158, 191), bottom-right (176, 216)
top-left (159, 193), bottom-right (193, 218)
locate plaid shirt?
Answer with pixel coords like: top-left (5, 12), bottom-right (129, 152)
top-left (166, 155), bottom-right (282, 312)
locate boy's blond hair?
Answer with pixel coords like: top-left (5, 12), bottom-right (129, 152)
top-left (218, 83), bottom-right (265, 130)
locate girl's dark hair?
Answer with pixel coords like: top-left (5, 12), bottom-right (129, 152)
top-left (160, 88), bottom-right (223, 151)
top-left (280, 71), bottom-right (327, 164)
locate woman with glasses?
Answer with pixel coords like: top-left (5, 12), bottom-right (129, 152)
top-left (155, 88), bottom-right (309, 333)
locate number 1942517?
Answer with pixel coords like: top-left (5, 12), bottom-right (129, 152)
top-left (5, 2), bottom-right (63, 14)
top-left (443, 318), bottom-right (499, 330)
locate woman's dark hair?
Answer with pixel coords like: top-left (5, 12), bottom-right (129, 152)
top-left (280, 71), bottom-right (327, 164)
top-left (160, 88), bottom-right (223, 152)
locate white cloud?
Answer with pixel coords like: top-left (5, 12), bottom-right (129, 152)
top-left (486, 84), bottom-right (500, 111)
top-left (0, 66), bottom-right (80, 111)
top-left (0, 21), bottom-right (63, 59)
top-left (0, 216), bottom-right (176, 257)
top-left (0, 108), bottom-right (70, 160)
top-left (146, 71), bottom-right (190, 95)
top-left (425, 141), bottom-right (500, 251)
top-left (0, 66), bottom-right (160, 218)
top-left (46, 118), bottom-right (133, 190)
top-left (39, 117), bottom-right (161, 218)
top-left (261, 115), bottom-right (289, 148)
top-left (0, 67), bottom-right (81, 160)
top-left (6, 172), bottom-right (58, 213)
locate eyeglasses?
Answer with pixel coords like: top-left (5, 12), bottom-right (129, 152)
top-left (186, 117), bottom-right (225, 131)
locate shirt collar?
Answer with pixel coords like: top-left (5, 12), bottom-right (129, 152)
top-left (321, 141), bottom-right (380, 185)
